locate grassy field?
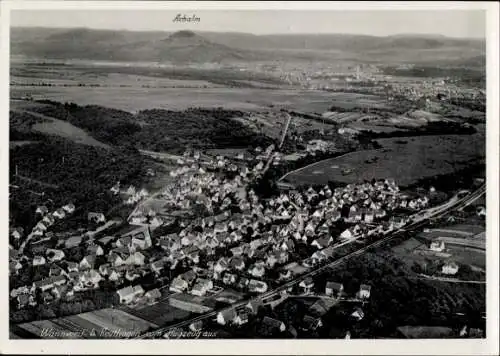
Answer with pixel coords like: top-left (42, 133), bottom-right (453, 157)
top-left (282, 134), bottom-right (485, 187)
top-left (11, 85), bottom-right (369, 112)
top-left (11, 100), bottom-right (109, 148)
top-left (32, 118), bottom-right (109, 149)
top-left (16, 308), bottom-right (157, 339)
top-left (120, 300), bottom-right (192, 327)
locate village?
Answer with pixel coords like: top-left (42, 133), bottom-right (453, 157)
top-left (8, 138), bottom-right (442, 336)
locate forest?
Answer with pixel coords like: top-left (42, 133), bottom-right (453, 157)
top-left (29, 101), bottom-right (274, 153)
top-left (9, 135), bottom-right (148, 230)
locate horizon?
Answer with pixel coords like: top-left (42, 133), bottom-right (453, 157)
top-left (10, 26), bottom-right (486, 41)
top-left (10, 10), bottom-right (486, 39)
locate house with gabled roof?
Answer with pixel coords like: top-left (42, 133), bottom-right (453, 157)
top-left (79, 255), bottom-right (96, 270)
top-left (86, 244), bottom-right (104, 257)
top-left (108, 251), bottom-right (126, 267)
top-left (80, 269), bottom-right (102, 289)
top-left (33, 275), bottom-right (67, 292)
top-left (248, 279), bottom-right (268, 293)
top-left (42, 214), bottom-right (56, 226)
top-left (357, 284), bottom-right (372, 299)
top-left (169, 276), bottom-right (189, 293)
top-left (62, 203), bottom-right (76, 214)
top-left (234, 310), bottom-right (249, 326)
top-left (116, 285), bottom-right (144, 304)
top-left (191, 278), bottom-right (213, 297)
top-left (229, 256), bottom-right (245, 271)
top-left (126, 251), bottom-right (146, 266)
top-left (66, 261), bottom-right (79, 273)
top-left (36, 205), bottom-right (49, 216)
top-left (248, 264), bottom-right (265, 278)
top-left (299, 277), bottom-right (315, 294)
top-left (311, 236), bottom-right (333, 250)
top-left (11, 227), bottom-right (24, 240)
top-left (53, 208), bottom-right (66, 220)
top-left (98, 263), bottom-right (111, 276)
top-left (9, 261), bottom-right (22, 275)
top-left (325, 281), bottom-right (344, 298)
top-left (49, 264), bottom-right (66, 277)
top-left (35, 221), bottom-right (48, 232)
top-left (222, 272), bottom-right (238, 286)
top-left (214, 257), bottom-right (230, 275)
top-left (351, 307), bottom-right (365, 321)
top-left (230, 246), bottom-right (244, 256)
top-left (33, 255), bottom-right (46, 266)
top-left (216, 308), bottom-right (237, 325)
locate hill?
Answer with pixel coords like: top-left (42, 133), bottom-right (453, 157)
top-left (10, 27), bottom-right (485, 65)
top-left (11, 28), bottom-right (256, 63)
top-left (16, 100), bottom-right (274, 153)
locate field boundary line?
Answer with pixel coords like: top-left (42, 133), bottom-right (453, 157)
top-left (279, 149), bottom-right (381, 182)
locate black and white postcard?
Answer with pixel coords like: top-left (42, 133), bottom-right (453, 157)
top-left (1, 1), bottom-right (498, 355)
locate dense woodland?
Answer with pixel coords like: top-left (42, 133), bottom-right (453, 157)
top-left (9, 136), bottom-right (147, 229)
top-left (30, 101), bottom-right (274, 153)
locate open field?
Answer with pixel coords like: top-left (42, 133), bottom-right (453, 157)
top-left (11, 101), bottom-right (110, 148)
top-left (32, 118), bottom-right (109, 149)
top-left (16, 308), bottom-right (156, 339)
top-left (120, 300), bottom-right (193, 327)
top-left (78, 308), bottom-right (157, 331)
top-left (281, 134), bottom-right (485, 187)
top-left (11, 85), bottom-right (381, 113)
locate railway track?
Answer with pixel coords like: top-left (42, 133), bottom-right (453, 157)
top-left (136, 184), bottom-right (484, 339)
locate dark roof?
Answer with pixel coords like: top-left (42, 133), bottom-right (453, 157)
top-left (33, 275), bottom-right (66, 288)
top-left (262, 316), bottom-right (284, 330)
top-left (326, 281), bottom-right (343, 292)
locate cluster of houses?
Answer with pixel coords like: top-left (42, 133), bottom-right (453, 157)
top-left (153, 175), bottom-right (423, 305)
top-left (306, 139), bottom-right (336, 154)
top-left (9, 138), bottom-right (432, 323)
top-left (210, 280), bottom-right (372, 335)
top-left (9, 222), bottom-right (166, 310)
top-left (29, 203), bottom-right (76, 239)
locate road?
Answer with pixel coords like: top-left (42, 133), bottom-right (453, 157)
top-left (136, 184), bottom-right (485, 339)
top-left (412, 274), bottom-right (486, 284)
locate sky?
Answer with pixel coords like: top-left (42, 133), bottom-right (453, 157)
top-left (10, 9), bottom-right (485, 38)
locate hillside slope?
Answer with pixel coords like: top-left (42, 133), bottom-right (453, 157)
top-left (11, 27), bottom-right (485, 65)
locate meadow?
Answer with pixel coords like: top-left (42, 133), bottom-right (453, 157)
top-left (281, 134), bottom-right (485, 187)
top-left (16, 308), bottom-right (157, 339)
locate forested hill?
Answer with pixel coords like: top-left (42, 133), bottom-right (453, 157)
top-left (25, 101), bottom-right (274, 153)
